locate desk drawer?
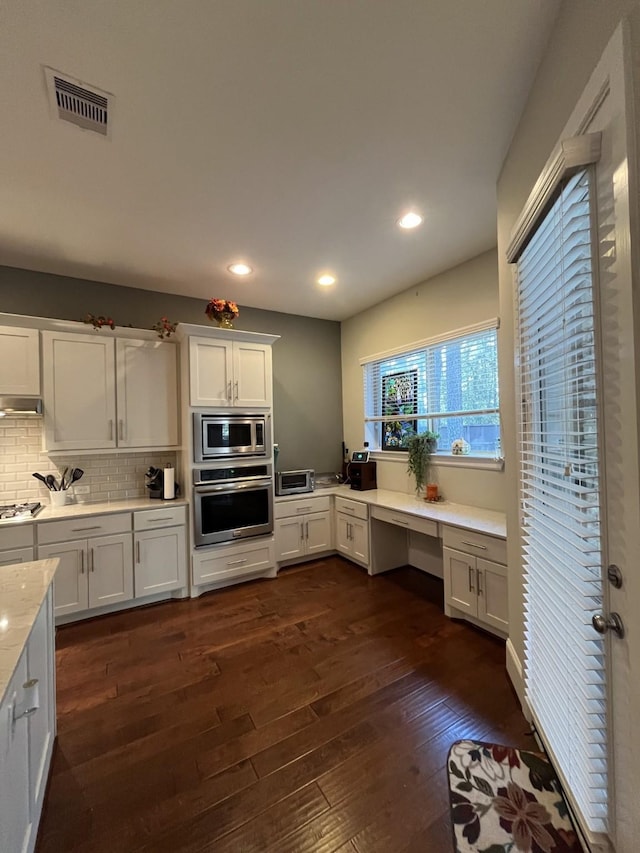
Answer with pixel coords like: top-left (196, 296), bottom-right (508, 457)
top-left (371, 506), bottom-right (438, 538)
top-left (274, 495), bottom-right (331, 519)
top-left (38, 513), bottom-right (132, 544)
top-left (134, 505), bottom-right (186, 530)
top-left (335, 496), bottom-right (368, 521)
top-left (442, 525), bottom-right (506, 565)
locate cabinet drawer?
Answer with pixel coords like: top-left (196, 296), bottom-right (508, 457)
top-left (37, 513), bottom-right (132, 545)
top-left (134, 505), bottom-right (186, 530)
top-left (0, 547), bottom-right (35, 566)
top-left (0, 524), bottom-right (35, 551)
top-left (193, 539), bottom-right (275, 585)
top-left (442, 525), bottom-right (506, 565)
top-left (334, 496), bottom-right (369, 521)
top-left (371, 506), bottom-right (438, 538)
top-left (274, 495), bottom-right (331, 519)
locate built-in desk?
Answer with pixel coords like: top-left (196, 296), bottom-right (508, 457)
top-left (276, 486), bottom-right (508, 637)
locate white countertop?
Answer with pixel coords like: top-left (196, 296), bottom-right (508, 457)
top-left (0, 559), bottom-right (58, 704)
top-left (7, 496), bottom-right (189, 526)
top-left (277, 485), bottom-right (506, 538)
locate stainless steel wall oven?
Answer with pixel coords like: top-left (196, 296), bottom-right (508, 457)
top-left (193, 462), bottom-right (273, 547)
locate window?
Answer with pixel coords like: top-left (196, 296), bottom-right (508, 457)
top-left (362, 322), bottom-right (500, 456)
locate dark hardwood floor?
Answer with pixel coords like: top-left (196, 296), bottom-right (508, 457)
top-left (37, 557), bottom-right (532, 853)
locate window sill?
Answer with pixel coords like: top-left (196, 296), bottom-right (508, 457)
top-left (370, 450), bottom-right (504, 472)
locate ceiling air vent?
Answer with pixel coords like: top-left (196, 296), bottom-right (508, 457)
top-left (44, 67), bottom-right (113, 137)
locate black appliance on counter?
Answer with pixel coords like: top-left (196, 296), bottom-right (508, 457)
top-left (350, 460), bottom-right (377, 491)
top-left (145, 467), bottom-right (180, 500)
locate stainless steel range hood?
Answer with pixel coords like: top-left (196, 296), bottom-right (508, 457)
top-left (0, 397), bottom-right (43, 417)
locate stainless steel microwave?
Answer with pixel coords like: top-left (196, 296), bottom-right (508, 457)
top-left (276, 469), bottom-right (315, 495)
top-left (193, 412), bottom-right (270, 462)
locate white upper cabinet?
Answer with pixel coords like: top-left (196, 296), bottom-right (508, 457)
top-left (42, 331), bottom-right (116, 451)
top-left (42, 330), bottom-right (178, 452)
top-left (189, 337), bottom-right (233, 407)
top-left (116, 339), bottom-right (178, 448)
top-left (0, 325), bottom-right (40, 395)
top-left (189, 336), bottom-right (272, 408)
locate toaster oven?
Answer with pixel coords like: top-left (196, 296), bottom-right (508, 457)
top-left (276, 469), bottom-right (315, 496)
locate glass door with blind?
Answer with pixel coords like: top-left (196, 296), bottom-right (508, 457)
top-left (509, 143), bottom-right (616, 850)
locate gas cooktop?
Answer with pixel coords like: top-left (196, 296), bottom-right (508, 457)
top-left (0, 502), bottom-right (43, 522)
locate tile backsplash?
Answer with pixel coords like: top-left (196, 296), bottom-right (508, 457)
top-left (0, 418), bottom-right (177, 504)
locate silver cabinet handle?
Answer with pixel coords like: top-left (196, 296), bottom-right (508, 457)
top-left (348, 522), bottom-right (353, 541)
top-left (13, 679), bottom-right (39, 722)
top-left (80, 550), bottom-right (85, 574)
top-left (300, 522), bottom-right (304, 541)
top-left (391, 517), bottom-right (409, 526)
top-left (295, 507), bottom-right (312, 513)
top-left (477, 568), bottom-right (483, 594)
top-left (468, 565), bottom-right (475, 592)
top-left (342, 507), bottom-right (356, 515)
top-left (227, 380), bottom-right (232, 402)
top-left (90, 548), bottom-right (95, 572)
top-left (72, 526), bottom-right (102, 533)
top-left (305, 521), bottom-right (309, 540)
top-left (146, 516), bottom-right (174, 523)
top-left (461, 540), bottom-right (488, 550)
top-left (109, 419), bottom-right (114, 440)
top-left (234, 380), bottom-right (239, 401)
top-left (119, 419), bottom-right (124, 440)
top-left (136, 541), bottom-right (141, 564)
top-left (227, 558), bottom-right (248, 566)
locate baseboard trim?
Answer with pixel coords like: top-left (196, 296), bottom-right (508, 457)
top-left (506, 638), bottom-right (530, 720)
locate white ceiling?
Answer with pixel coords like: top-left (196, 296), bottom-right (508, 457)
top-left (0, 1), bottom-right (560, 321)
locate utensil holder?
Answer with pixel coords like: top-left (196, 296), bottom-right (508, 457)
top-left (50, 491), bottom-right (68, 508)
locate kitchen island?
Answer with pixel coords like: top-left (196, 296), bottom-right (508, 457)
top-left (0, 558), bottom-right (58, 853)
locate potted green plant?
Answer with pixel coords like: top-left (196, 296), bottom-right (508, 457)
top-left (406, 430), bottom-right (439, 494)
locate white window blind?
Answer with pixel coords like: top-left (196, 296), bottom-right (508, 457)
top-left (362, 324), bottom-right (500, 453)
top-left (514, 166), bottom-right (608, 836)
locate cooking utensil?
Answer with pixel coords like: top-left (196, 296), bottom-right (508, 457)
top-left (60, 467), bottom-right (69, 490)
top-left (32, 472), bottom-right (53, 490)
top-left (45, 474), bottom-right (58, 491)
top-left (68, 468), bottom-right (84, 487)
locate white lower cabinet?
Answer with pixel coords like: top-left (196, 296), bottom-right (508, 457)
top-left (38, 514), bottom-right (134, 617)
top-left (133, 505), bottom-right (187, 596)
top-left (39, 533), bottom-right (133, 617)
top-left (0, 524), bottom-right (35, 567)
top-left (274, 496), bottom-right (332, 563)
top-left (442, 525), bottom-right (508, 636)
top-left (193, 538), bottom-right (276, 587)
top-left (0, 586), bottom-right (56, 853)
top-left (334, 496), bottom-right (370, 568)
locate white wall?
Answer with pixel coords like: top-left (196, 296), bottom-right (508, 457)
top-left (341, 249), bottom-right (505, 511)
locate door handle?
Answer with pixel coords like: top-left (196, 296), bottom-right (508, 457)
top-left (108, 419), bottom-right (114, 440)
top-left (461, 540), bottom-right (488, 550)
top-left (119, 419), bottom-right (124, 440)
top-left (90, 548), bottom-right (95, 572)
top-left (476, 568), bottom-right (483, 595)
top-left (468, 565), bottom-right (475, 592)
top-left (136, 541), bottom-right (141, 564)
top-left (300, 522), bottom-right (304, 541)
top-left (305, 521), bottom-right (309, 540)
top-left (592, 612), bottom-right (625, 639)
top-left (80, 550), bottom-right (85, 574)
top-left (234, 380), bottom-right (238, 401)
top-left (227, 380), bottom-right (232, 402)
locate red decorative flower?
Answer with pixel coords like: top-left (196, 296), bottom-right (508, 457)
top-left (205, 298), bottom-right (239, 321)
top-left (491, 744), bottom-right (521, 769)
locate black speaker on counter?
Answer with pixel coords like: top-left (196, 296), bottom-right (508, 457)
top-left (349, 460), bottom-right (377, 491)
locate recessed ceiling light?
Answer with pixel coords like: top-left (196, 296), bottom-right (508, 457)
top-left (317, 274), bottom-right (336, 286)
top-left (227, 263), bottom-right (253, 276)
top-left (397, 212), bottom-right (423, 230)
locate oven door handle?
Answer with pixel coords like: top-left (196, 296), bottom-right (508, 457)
top-left (194, 478), bottom-right (273, 493)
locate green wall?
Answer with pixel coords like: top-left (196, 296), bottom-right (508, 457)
top-left (0, 265), bottom-right (343, 474)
